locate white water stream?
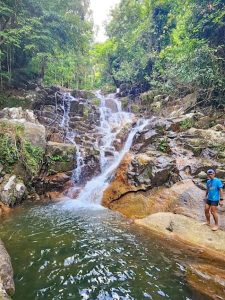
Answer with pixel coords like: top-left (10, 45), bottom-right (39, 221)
top-left (58, 91), bottom-right (148, 209)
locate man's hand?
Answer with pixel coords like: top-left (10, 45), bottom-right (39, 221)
top-left (219, 199), bottom-right (224, 207)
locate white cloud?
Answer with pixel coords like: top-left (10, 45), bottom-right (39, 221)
top-left (90, 0), bottom-right (120, 42)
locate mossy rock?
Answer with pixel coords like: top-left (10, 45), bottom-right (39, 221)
top-left (71, 90), bottom-right (95, 100)
top-left (131, 104), bottom-right (140, 113)
top-left (46, 142), bottom-right (76, 175)
top-left (0, 120), bottom-right (45, 178)
top-left (91, 98), bottom-right (101, 106)
top-left (0, 91), bottom-right (31, 110)
top-left (120, 97), bottom-right (129, 110)
top-left (101, 84), bottom-right (116, 94)
top-left (140, 90), bottom-right (157, 105)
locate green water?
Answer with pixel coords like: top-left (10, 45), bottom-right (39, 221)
top-left (0, 203), bottom-right (205, 300)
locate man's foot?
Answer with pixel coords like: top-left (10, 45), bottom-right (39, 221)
top-left (211, 226), bottom-right (219, 231)
top-left (201, 222), bottom-right (210, 226)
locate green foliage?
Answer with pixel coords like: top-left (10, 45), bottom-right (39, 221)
top-left (95, 0), bottom-right (225, 104)
top-left (180, 118), bottom-right (194, 130)
top-left (157, 138), bottom-right (170, 153)
top-left (0, 91), bottom-right (31, 109)
top-left (0, 134), bottom-right (18, 168)
top-left (0, 121), bottom-right (43, 176)
top-left (0, 0), bottom-right (94, 90)
top-left (50, 155), bottom-right (65, 161)
top-left (22, 141), bottom-right (44, 176)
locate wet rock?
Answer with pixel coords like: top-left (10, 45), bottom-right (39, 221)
top-left (45, 142), bottom-right (76, 175)
top-left (108, 179), bottom-right (204, 219)
top-left (187, 264), bottom-right (225, 300)
top-left (102, 152), bottom-right (179, 209)
top-left (0, 239), bottom-right (15, 298)
top-left (0, 175), bottom-right (26, 207)
top-left (35, 173), bottom-right (71, 195)
top-left (136, 212), bottom-right (225, 261)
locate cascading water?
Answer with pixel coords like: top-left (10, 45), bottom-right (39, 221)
top-left (59, 93), bottom-right (84, 183)
top-left (60, 91), bottom-right (148, 209)
top-left (96, 91), bottom-right (134, 171)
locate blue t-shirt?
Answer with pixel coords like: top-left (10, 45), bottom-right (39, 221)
top-left (207, 178), bottom-right (223, 201)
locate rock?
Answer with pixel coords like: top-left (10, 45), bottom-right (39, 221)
top-left (197, 171), bottom-right (207, 180)
top-left (0, 239), bottom-right (15, 298)
top-left (45, 142), bottom-right (76, 175)
top-left (1, 107), bottom-right (37, 123)
top-left (0, 119), bottom-right (46, 149)
top-left (0, 175), bottom-right (26, 207)
top-left (186, 263), bottom-right (225, 300)
top-left (108, 179), bottom-right (205, 219)
top-left (34, 173), bottom-right (71, 195)
top-left (136, 212), bottom-right (225, 261)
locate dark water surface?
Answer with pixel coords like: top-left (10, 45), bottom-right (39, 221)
top-left (0, 203), bottom-right (203, 300)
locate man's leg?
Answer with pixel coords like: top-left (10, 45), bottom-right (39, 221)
top-left (210, 205), bottom-right (219, 231)
top-left (204, 203), bottom-right (211, 225)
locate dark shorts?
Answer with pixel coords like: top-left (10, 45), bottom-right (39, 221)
top-left (206, 200), bottom-right (219, 206)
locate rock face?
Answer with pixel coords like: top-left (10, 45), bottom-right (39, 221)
top-left (0, 239), bottom-right (15, 299)
top-left (136, 212), bottom-right (225, 261)
top-left (106, 179), bottom-right (205, 219)
top-left (45, 142), bottom-right (76, 175)
top-left (0, 175), bottom-right (26, 207)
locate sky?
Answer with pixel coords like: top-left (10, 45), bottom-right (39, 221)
top-left (90, 0), bottom-right (120, 42)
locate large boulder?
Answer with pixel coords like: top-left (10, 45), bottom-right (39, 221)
top-left (108, 179), bottom-right (205, 219)
top-left (102, 152), bottom-right (178, 210)
top-left (45, 142), bottom-right (76, 175)
top-left (0, 119), bottom-right (46, 180)
top-left (0, 239), bottom-right (15, 299)
top-left (0, 175), bottom-right (26, 207)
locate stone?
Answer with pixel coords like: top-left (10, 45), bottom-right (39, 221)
top-left (46, 142), bottom-right (76, 175)
top-left (197, 171), bottom-right (207, 180)
top-left (136, 212), bottom-right (225, 261)
top-left (186, 263), bottom-right (225, 300)
top-left (108, 179), bottom-right (205, 219)
top-left (0, 175), bottom-right (26, 207)
top-left (0, 239), bottom-right (15, 298)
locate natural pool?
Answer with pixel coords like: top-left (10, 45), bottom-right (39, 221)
top-left (0, 203), bottom-right (207, 300)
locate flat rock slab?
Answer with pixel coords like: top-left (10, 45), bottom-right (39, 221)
top-left (136, 212), bottom-right (225, 262)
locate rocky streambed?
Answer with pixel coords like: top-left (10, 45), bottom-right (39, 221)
top-left (0, 86), bottom-right (225, 299)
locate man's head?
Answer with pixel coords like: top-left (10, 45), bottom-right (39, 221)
top-left (207, 169), bottom-right (216, 179)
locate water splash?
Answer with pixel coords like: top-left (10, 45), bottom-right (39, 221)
top-left (60, 118), bottom-right (148, 210)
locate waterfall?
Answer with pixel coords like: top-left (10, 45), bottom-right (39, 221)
top-left (96, 91), bottom-right (132, 171)
top-left (59, 93), bottom-right (84, 183)
top-left (59, 91), bottom-right (148, 209)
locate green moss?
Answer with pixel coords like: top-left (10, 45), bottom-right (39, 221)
top-left (120, 97), bottom-right (129, 110)
top-left (180, 118), bottom-right (194, 130)
top-left (0, 120), bottom-right (44, 177)
top-left (157, 138), bottom-right (170, 153)
top-left (0, 91), bottom-right (31, 109)
top-left (83, 106), bottom-right (90, 118)
top-left (140, 90), bottom-right (156, 105)
top-left (22, 140), bottom-right (44, 176)
top-left (0, 134), bottom-right (19, 171)
top-left (91, 98), bottom-right (101, 106)
top-left (101, 84), bottom-right (116, 94)
top-left (131, 104), bottom-right (140, 113)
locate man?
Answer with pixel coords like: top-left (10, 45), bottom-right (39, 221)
top-left (205, 169), bottom-right (224, 231)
